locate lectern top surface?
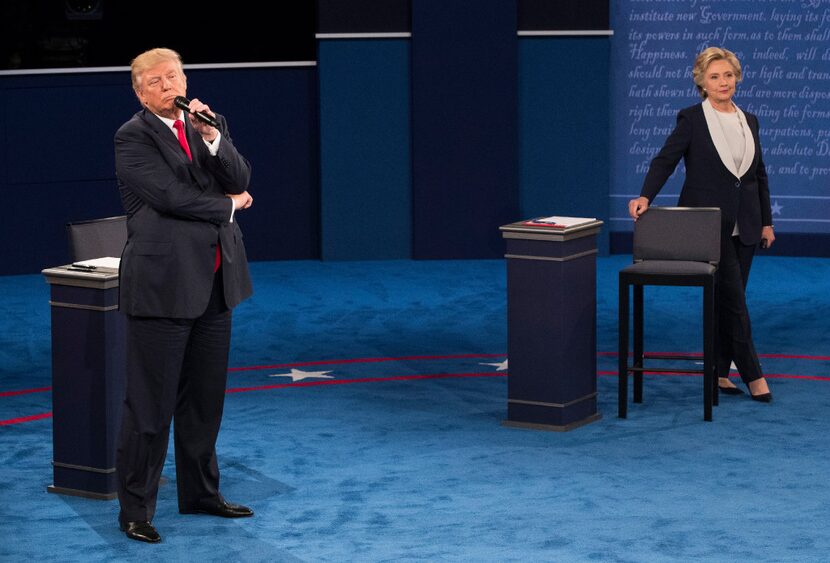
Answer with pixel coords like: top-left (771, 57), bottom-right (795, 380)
top-left (42, 264), bottom-right (119, 289)
top-left (499, 218), bottom-right (603, 241)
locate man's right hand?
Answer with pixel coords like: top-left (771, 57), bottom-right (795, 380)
top-left (628, 196), bottom-right (649, 220)
top-left (228, 191), bottom-right (253, 211)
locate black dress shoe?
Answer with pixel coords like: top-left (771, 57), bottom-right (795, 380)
top-left (718, 385), bottom-right (744, 395)
top-left (180, 499), bottom-right (254, 518)
top-left (120, 521), bottom-right (161, 543)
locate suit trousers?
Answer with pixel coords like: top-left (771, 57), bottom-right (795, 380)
top-left (717, 235), bottom-right (763, 384)
top-left (116, 271), bottom-right (231, 523)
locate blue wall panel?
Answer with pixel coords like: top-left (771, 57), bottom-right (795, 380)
top-left (318, 40), bottom-right (411, 260)
top-left (411, 0), bottom-right (519, 259)
top-left (518, 37), bottom-right (610, 254)
top-left (0, 67), bottom-right (319, 274)
top-left (190, 68), bottom-right (320, 263)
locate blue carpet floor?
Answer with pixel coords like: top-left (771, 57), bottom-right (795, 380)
top-left (1, 256), bottom-right (829, 561)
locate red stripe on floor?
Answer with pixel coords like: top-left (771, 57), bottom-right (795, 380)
top-left (5, 368), bottom-right (830, 426)
top-left (4, 351), bottom-right (829, 398)
top-left (0, 386), bottom-right (52, 398)
top-left (0, 412), bottom-right (52, 426)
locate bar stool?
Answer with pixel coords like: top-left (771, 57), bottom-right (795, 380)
top-left (618, 207), bottom-right (721, 421)
top-left (66, 215), bottom-right (128, 262)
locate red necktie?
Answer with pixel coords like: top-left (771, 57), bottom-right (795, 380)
top-left (173, 119), bottom-right (192, 161)
top-left (174, 119), bottom-right (221, 272)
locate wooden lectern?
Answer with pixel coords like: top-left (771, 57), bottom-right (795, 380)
top-left (42, 264), bottom-right (125, 499)
top-left (499, 218), bottom-right (603, 431)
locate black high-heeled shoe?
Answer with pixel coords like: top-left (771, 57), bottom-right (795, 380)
top-left (750, 391), bottom-right (773, 403)
top-left (718, 378), bottom-right (744, 395)
top-left (747, 380), bottom-right (773, 402)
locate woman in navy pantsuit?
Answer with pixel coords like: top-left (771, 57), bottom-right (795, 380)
top-left (628, 47), bottom-right (775, 402)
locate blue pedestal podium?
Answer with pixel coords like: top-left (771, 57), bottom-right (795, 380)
top-left (499, 218), bottom-right (603, 431)
top-left (42, 265), bottom-right (125, 499)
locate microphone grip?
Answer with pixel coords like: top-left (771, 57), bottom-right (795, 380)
top-left (174, 96), bottom-right (219, 128)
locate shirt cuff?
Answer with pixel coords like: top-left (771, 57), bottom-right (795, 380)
top-left (204, 131), bottom-right (222, 155)
top-left (229, 199), bottom-right (236, 223)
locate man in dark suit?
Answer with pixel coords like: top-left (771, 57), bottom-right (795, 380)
top-left (114, 47), bottom-right (254, 543)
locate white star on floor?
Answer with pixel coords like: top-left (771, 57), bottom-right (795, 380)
top-left (269, 368), bottom-right (334, 382)
top-left (771, 200), bottom-right (783, 215)
top-left (480, 359), bottom-right (508, 371)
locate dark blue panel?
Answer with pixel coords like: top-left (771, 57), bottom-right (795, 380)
top-left (0, 180), bottom-right (123, 273)
top-left (0, 67), bottom-right (319, 275)
top-left (318, 40), bottom-right (411, 260)
top-left (2, 73), bottom-right (135, 185)
top-left (187, 68), bottom-right (321, 262)
top-left (411, 1), bottom-right (519, 259)
top-left (518, 0), bottom-right (610, 30)
top-left (318, 0), bottom-right (410, 33)
top-left (518, 37), bottom-right (610, 254)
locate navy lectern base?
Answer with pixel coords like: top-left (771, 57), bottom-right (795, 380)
top-left (500, 219), bottom-right (603, 432)
top-left (502, 414), bottom-right (602, 433)
top-left (48, 484), bottom-right (117, 501)
top-left (43, 265), bottom-right (125, 500)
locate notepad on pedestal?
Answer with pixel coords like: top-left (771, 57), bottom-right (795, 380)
top-left (522, 216), bottom-right (597, 229)
top-left (70, 257), bottom-right (121, 272)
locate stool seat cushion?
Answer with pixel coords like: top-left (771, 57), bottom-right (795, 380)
top-left (621, 260), bottom-right (716, 276)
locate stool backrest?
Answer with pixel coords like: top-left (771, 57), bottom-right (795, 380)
top-left (66, 215), bottom-right (128, 262)
top-left (633, 207), bottom-right (721, 264)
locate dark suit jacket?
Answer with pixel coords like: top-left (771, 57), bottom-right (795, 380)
top-left (640, 101), bottom-right (773, 246)
top-left (115, 109), bottom-right (253, 318)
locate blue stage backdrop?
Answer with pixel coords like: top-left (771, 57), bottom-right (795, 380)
top-left (411, 0), bottom-right (519, 259)
top-left (611, 0), bottom-right (830, 250)
top-left (0, 67), bottom-right (320, 275)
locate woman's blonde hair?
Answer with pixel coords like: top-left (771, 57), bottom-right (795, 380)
top-left (130, 48), bottom-right (184, 95)
top-left (692, 47), bottom-right (742, 99)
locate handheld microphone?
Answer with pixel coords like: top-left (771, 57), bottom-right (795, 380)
top-left (174, 96), bottom-right (219, 128)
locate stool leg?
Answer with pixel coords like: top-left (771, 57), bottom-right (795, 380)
top-left (633, 284), bottom-right (644, 403)
top-left (713, 280), bottom-right (720, 407)
top-left (703, 281), bottom-right (714, 421)
top-left (619, 278), bottom-right (629, 418)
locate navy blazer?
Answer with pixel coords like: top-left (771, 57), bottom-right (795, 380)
top-left (640, 101), bottom-right (773, 246)
top-left (115, 109), bottom-right (253, 318)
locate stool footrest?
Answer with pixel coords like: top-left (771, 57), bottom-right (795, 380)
top-left (627, 366), bottom-right (705, 374)
top-left (643, 354), bottom-right (700, 361)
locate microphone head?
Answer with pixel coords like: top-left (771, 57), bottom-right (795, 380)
top-left (173, 96), bottom-right (191, 111)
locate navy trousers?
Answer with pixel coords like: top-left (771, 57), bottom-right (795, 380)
top-left (717, 235), bottom-right (763, 384)
top-left (116, 272), bottom-right (231, 524)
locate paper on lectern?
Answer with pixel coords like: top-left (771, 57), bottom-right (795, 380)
top-left (525, 216), bottom-right (597, 228)
top-left (71, 257), bottom-right (121, 269)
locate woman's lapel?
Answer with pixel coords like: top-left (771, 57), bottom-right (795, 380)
top-left (734, 105), bottom-right (756, 178)
top-left (701, 97), bottom-right (739, 178)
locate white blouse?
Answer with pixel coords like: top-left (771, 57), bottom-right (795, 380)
top-left (715, 110), bottom-right (746, 172)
